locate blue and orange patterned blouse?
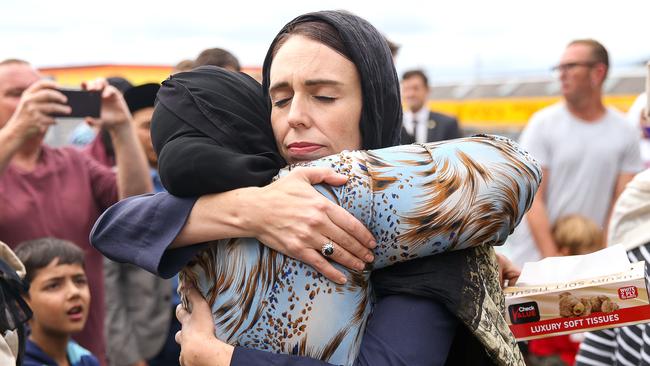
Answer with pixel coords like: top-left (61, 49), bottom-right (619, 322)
top-left (180, 135), bottom-right (541, 365)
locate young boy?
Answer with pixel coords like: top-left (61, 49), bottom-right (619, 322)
top-left (14, 238), bottom-right (99, 366)
top-left (527, 215), bottom-right (603, 366)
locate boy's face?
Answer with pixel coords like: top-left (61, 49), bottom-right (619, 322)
top-left (26, 259), bottom-right (90, 335)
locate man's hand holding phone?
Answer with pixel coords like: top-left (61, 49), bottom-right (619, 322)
top-left (81, 78), bottom-right (132, 131)
top-left (4, 79), bottom-right (71, 143)
top-left (54, 89), bottom-right (101, 118)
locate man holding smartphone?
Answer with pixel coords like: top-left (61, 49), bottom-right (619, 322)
top-left (0, 59), bottom-right (152, 365)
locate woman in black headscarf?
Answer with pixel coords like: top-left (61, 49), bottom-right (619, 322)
top-left (93, 10), bottom-right (536, 366)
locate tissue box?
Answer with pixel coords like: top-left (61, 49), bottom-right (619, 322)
top-left (504, 261), bottom-right (650, 341)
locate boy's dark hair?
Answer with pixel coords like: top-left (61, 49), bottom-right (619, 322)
top-left (14, 238), bottom-right (85, 285)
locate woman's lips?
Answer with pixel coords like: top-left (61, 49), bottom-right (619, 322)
top-left (287, 142), bottom-right (324, 155)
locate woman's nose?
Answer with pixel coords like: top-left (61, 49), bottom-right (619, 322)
top-left (286, 95), bottom-right (311, 128)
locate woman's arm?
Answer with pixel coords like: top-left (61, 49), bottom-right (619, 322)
top-left (91, 192), bottom-right (201, 278)
top-left (299, 135), bottom-right (541, 270)
top-left (91, 168), bottom-right (376, 283)
top-left (175, 167), bottom-right (375, 283)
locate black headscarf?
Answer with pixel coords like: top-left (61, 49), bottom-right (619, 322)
top-left (262, 10), bottom-right (403, 150)
top-left (152, 66), bottom-right (285, 196)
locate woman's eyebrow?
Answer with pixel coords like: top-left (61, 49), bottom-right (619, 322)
top-left (269, 79), bottom-right (342, 94)
top-left (269, 81), bottom-right (290, 94)
top-left (304, 79), bottom-right (343, 87)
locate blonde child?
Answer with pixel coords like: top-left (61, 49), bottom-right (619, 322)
top-left (528, 215), bottom-right (603, 366)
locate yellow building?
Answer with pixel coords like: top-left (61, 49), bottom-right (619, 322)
top-left (39, 64), bottom-right (262, 87)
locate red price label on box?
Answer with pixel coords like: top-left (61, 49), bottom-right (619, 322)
top-left (619, 286), bottom-right (638, 300)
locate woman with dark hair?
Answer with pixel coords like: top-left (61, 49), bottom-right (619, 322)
top-left (93, 11), bottom-right (537, 366)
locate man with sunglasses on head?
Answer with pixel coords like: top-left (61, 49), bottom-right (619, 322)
top-left (506, 39), bottom-right (642, 267)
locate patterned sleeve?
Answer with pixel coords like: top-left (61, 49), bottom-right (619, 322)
top-left (293, 135), bottom-right (541, 270)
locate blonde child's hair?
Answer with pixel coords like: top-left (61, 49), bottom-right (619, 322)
top-left (552, 215), bottom-right (604, 255)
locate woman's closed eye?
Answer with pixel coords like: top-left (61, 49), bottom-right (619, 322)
top-left (273, 97), bottom-right (292, 108)
top-left (314, 95), bottom-right (336, 103)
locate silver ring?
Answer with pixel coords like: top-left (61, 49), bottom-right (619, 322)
top-left (321, 241), bottom-right (335, 257)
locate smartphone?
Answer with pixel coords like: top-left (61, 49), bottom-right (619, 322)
top-left (55, 89), bottom-right (101, 118)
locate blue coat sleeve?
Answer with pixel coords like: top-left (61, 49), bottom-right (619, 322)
top-left (90, 192), bottom-right (206, 279)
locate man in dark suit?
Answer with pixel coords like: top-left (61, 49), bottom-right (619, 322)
top-left (400, 69), bottom-right (461, 144)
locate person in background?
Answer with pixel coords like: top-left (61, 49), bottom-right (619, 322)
top-left (506, 39), bottom-right (643, 267)
top-left (626, 92), bottom-right (650, 168)
top-left (0, 59), bottom-right (152, 364)
top-left (575, 168), bottom-right (650, 365)
top-left (385, 36), bottom-right (399, 60)
top-left (400, 69), bottom-right (461, 144)
top-left (172, 60), bottom-right (195, 74)
top-left (552, 214), bottom-right (604, 256)
top-left (15, 238), bottom-right (99, 366)
top-left (103, 83), bottom-right (180, 366)
top-left (70, 77), bottom-right (133, 158)
top-left (0, 240), bottom-right (30, 366)
top-left (193, 48), bottom-right (240, 71)
top-left (527, 214), bottom-right (603, 366)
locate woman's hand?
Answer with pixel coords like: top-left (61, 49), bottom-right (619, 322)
top-left (175, 286), bottom-right (233, 366)
top-left (173, 166), bottom-right (377, 284)
top-left (244, 167), bottom-right (377, 284)
top-left (497, 253), bottom-right (520, 288)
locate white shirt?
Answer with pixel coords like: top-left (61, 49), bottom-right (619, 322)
top-left (402, 107), bottom-right (430, 143)
top-left (505, 103), bottom-right (643, 266)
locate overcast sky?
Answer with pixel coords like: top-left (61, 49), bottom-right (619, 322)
top-left (3, 0), bottom-right (649, 83)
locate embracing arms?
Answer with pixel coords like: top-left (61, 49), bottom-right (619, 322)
top-left (91, 168), bottom-right (376, 283)
top-left (92, 136), bottom-right (539, 281)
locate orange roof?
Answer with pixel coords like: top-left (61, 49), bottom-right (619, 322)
top-left (39, 64), bottom-right (262, 86)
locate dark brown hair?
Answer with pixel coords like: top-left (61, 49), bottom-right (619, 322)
top-left (270, 21), bottom-right (350, 61)
top-left (385, 37), bottom-right (400, 58)
top-left (173, 59), bottom-right (195, 73)
top-left (194, 48), bottom-right (240, 71)
top-left (14, 238), bottom-right (85, 285)
top-left (402, 69), bottom-right (429, 88)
